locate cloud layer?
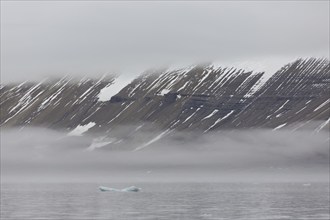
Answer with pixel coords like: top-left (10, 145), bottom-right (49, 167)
top-left (1, 1), bottom-right (329, 82)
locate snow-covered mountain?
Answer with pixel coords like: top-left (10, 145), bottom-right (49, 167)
top-left (1, 58), bottom-right (329, 137)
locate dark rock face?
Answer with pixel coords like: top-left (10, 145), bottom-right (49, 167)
top-left (109, 96), bottom-right (131, 103)
top-left (0, 77), bottom-right (115, 129)
top-left (230, 58), bottom-right (329, 130)
top-left (1, 58), bottom-right (329, 134)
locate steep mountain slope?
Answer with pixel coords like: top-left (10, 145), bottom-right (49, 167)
top-left (0, 75), bottom-right (115, 129)
top-left (230, 58), bottom-right (329, 130)
top-left (1, 58), bottom-right (329, 136)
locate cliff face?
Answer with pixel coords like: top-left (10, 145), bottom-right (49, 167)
top-left (1, 58), bottom-right (329, 135)
top-left (0, 76), bottom-right (115, 129)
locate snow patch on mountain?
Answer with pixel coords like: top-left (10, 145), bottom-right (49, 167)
top-left (202, 110), bottom-right (219, 121)
top-left (205, 110), bottom-right (235, 132)
top-left (159, 89), bottom-right (170, 96)
top-left (273, 123), bottom-right (287, 130)
top-left (133, 129), bottom-right (171, 151)
top-left (86, 138), bottom-right (115, 151)
top-left (98, 75), bottom-right (132, 102)
top-left (314, 99), bottom-right (329, 112)
top-left (315, 118), bottom-right (330, 133)
top-left (68, 122), bottom-right (96, 136)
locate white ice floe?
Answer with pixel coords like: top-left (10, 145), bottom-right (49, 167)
top-left (99, 186), bottom-right (141, 192)
top-left (68, 122), bottom-right (96, 136)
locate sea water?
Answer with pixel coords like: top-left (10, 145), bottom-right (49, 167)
top-left (1, 182), bottom-right (329, 220)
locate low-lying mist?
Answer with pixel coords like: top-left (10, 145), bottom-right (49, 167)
top-left (1, 127), bottom-right (329, 183)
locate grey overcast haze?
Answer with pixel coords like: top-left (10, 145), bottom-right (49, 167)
top-left (1, 1), bottom-right (329, 83)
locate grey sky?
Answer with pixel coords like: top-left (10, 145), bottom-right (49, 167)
top-left (1, 1), bottom-right (329, 83)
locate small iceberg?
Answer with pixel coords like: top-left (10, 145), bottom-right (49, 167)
top-left (99, 186), bottom-right (141, 192)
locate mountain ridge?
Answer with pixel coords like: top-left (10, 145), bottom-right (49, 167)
top-left (1, 57), bottom-right (329, 137)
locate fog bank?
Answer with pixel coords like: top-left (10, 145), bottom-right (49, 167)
top-left (1, 127), bottom-right (329, 183)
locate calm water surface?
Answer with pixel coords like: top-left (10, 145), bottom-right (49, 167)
top-left (1, 182), bottom-right (329, 220)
